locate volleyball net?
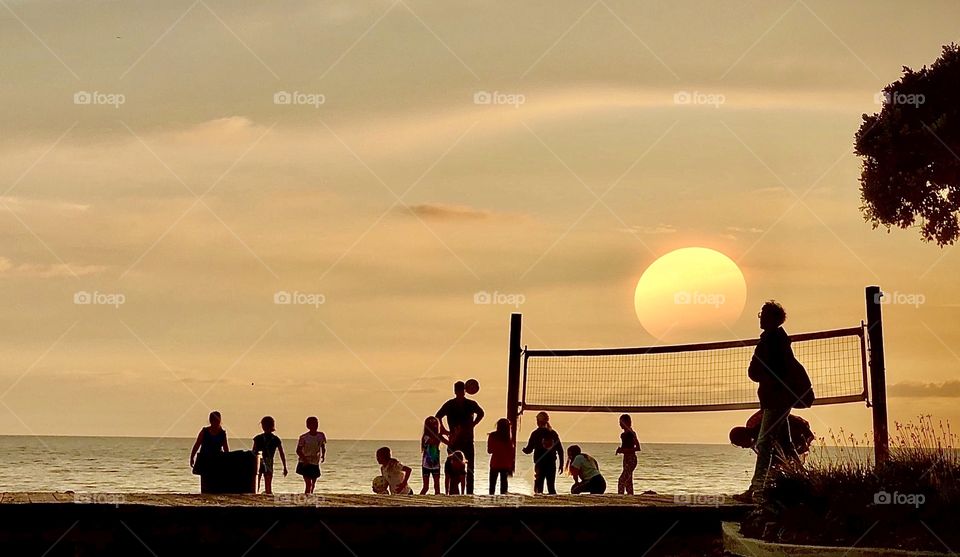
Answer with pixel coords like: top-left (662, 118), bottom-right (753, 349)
top-left (520, 326), bottom-right (868, 413)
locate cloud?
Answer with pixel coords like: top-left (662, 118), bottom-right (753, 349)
top-left (888, 380), bottom-right (960, 398)
top-left (620, 224), bottom-right (677, 235)
top-left (726, 226), bottom-right (764, 234)
top-left (403, 203), bottom-right (494, 221)
top-left (0, 196), bottom-right (90, 213)
top-left (0, 257), bottom-right (104, 278)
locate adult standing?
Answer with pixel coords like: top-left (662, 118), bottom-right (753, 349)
top-left (436, 381), bottom-right (485, 494)
top-left (745, 301), bottom-right (801, 502)
top-left (189, 411), bottom-right (229, 493)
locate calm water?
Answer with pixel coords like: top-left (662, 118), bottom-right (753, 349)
top-left (0, 436), bottom-right (758, 495)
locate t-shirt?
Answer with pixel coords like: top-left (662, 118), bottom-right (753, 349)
top-left (571, 453), bottom-right (601, 481)
top-left (253, 432), bottom-right (282, 462)
top-left (421, 435), bottom-right (441, 470)
top-left (620, 430), bottom-right (640, 451)
top-left (436, 397), bottom-right (484, 446)
top-left (297, 431), bottom-right (326, 466)
top-left (381, 459), bottom-right (411, 494)
top-left (523, 427), bottom-right (562, 465)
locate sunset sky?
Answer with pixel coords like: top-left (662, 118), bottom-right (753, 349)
top-left (2, 0), bottom-right (959, 444)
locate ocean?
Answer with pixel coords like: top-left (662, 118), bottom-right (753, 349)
top-left (0, 436), bottom-right (757, 495)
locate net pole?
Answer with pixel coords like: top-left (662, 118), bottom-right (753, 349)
top-left (866, 286), bottom-right (889, 465)
top-left (506, 313), bottom-right (523, 466)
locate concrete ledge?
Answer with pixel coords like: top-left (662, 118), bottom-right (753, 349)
top-left (723, 522), bottom-right (950, 557)
top-left (0, 493), bottom-right (752, 556)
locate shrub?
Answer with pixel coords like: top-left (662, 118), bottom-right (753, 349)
top-left (741, 416), bottom-right (960, 551)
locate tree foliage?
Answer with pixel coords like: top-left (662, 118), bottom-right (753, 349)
top-left (855, 44), bottom-right (960, 246)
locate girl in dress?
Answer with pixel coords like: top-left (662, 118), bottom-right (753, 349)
top-left (420, 416), bottom-right (448, 494)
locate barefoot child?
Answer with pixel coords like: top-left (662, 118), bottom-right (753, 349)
top-left (376, 446), bottom-right (413, 495)
top-left (521, 412), bottom-right (563, 494)
top-left (615, 414), bottom-right (641, 494)
top-left (487, 418), bottom-right (514, 494)
top-left (296, 416), bottom-right (326, 494)
top-left (444, 450), bottom-right (467, 495)
top-left (252, 416), bottom-right (287, 495)
top-left (420, 416), bottom-right (448, 495)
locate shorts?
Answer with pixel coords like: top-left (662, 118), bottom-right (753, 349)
top-left (422, 467), bottom-right (440, 477)
top-left (296, 462), bottom-right (321, 479)
top-left (259, 457), bottom-right (275, 475)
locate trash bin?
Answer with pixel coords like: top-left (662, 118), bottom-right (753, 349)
top-left (200, 450), bottom-right (260, 494)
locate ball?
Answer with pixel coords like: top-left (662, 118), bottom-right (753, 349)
top-left (372, 475), bottom-right (389, 494)
top-left (465, 378), bottom-right (480, 395)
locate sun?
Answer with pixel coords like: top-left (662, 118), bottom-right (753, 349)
top-left (634, 247), bottom-right (747, 341)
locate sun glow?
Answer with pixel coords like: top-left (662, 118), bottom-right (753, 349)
top-left (634, 247), bottom-right (747, 341)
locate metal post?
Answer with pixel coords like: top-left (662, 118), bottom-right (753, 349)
top-left (506, 313), bottom-right (522, 447)
top-left (866, 286), bottom-right (889, 465)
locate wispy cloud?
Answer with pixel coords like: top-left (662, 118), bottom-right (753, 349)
top-left (889, 380), bottom-right (960, 398)
top-left (620, 224), bottom-right (677, 235)
top-left (0, 257), bottom-right (103, 278)
top-left (403, 202), bottom-right (495, 221)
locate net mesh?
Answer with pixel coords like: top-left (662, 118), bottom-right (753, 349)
top-left (522, 328), bottom-right (867, 412)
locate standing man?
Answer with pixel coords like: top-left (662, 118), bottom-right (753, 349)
top-left (744, 300), bottom-right (801, 503)
top-left (437, 381), bottom-right (485, 494)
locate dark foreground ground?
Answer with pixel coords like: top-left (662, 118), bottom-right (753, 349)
top-left (0, 492), bottom-right (749, 556)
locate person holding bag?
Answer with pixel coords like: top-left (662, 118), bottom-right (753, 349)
top-left (743, 300), bottom-right (813, 503)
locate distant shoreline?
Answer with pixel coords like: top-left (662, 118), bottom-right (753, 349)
top-left (0, 434), bottom-right (734, 445)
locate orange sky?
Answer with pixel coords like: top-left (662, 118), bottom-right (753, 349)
top-left (1, 0), bottom-right (959, 444)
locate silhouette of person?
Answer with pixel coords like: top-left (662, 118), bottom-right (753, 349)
top-left (436, 381), bottom-right (484, 494)
top-left (744, 301), bottom-right (801, 502)
top-left (730, 410), bottom-right (814, 464)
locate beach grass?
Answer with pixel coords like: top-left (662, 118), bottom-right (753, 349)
top-left (742, 416), bottom-right (960, 552)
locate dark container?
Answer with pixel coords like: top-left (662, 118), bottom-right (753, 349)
top-left (199, 450), bottom-right (259, 494)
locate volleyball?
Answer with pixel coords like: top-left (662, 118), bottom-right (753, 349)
top-left (372, 475), bottom-right (389, 494)
top-left (465, 378), bottom-right (480, 395)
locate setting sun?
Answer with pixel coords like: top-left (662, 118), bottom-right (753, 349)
top-left (634, 247), bottom-right (747, 341)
